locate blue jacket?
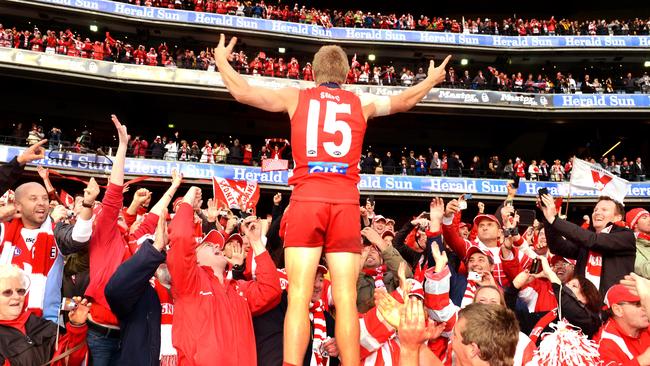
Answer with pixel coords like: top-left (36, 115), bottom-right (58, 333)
top-left (105, 239), bottom-right (166, 366)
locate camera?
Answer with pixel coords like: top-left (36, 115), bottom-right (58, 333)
top-left (538, 188), bottom-right (549, 207)
top-left (467, 271), bottom-right (482, 282)
top-left (530, 258), bottom-right (542, 274)
top-left (60, 297), bottom-right (77, 311)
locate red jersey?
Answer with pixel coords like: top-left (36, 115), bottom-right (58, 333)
top-left (288, 85), bottom-right (366, 204)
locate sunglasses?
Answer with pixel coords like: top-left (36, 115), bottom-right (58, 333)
top-left (1, 288), bottom-right (27, 297)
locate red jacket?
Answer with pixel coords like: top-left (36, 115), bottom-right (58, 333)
top-left (596, 319), bottom-right (650, 366)
top-left (167, 203), bottom-right (282, 366)
top-left (85, 182), bottom-right (129, 325)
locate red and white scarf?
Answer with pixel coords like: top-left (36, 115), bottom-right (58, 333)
top-left (309, 299), bottom-right (328, 366)
top-left (460, 280), bottom-right (478, 309)
top-left (362, 264), bottom-right (387, 289)
top-left (585, 224), bottom-right (619, 290)
top-left (0, 218), bottom-right (57, 316)
top-left (153, 279), bottom-right (177, 366)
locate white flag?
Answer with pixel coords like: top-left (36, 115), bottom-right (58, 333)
top-left (569, 158), bottom-right (629, 203)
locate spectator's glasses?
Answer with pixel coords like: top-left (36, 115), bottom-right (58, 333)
top-left (1, 288), bottom-right (27, 297)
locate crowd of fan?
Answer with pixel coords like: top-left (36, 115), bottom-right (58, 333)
top-left (1, 116), bottom-right (650, 366)
top-left (4, 123), bottom-right (648, 183)
top-left (3, 22), bottom-right (650, 94)
top-left (118, 0), bottom-right (650, 36)
top-left (362, 151), bottom-right (648, 181)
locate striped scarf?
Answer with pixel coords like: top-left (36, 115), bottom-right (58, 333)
top-left (362, 264), bottom-right (388, 289)
top-left (460, 280), bottom-right (478, 309)
top-left (153, 280), bottom-right (177, 366)
top-left (309, 299), bottom-right (328, 366)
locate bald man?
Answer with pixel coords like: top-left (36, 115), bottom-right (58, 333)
top-left (1, 180), bottom-right (94, 321)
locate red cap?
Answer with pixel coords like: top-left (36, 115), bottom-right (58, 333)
top-left (465, 245), bottom-right (493, 263)
top-left (473, 214), bottom-right (500, 227)
top-left (626, 208), bottom-right (649, 230)
top-left (381, 230), bottom-right (395, 239)
top-left (549, 255), bottom-right (577, 266)
top-left (459, 222), bottom-right (472, 230)
top-left (200, 230), bottom-right (225, 249)
top-left (604, 284), bottom-right (640, 309)
top-left (316, 265), bottom-right (328, 275)
top-left (386, 218), bottom-right (395, 225)
top-left (225, 233), bottom-right (244, 246)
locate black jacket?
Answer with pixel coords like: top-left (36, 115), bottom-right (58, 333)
top-left (545, 218), bottom-right (636, 296)
top-left (0, 313), bottom-right (57, 366)
top-left (105, 239), bottom-right (167, 366)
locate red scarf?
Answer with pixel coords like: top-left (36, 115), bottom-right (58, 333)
top-left (529, 309), bottom-right (558, 344)
top-left (362, 264), bottom-right (388, 289)
top-left (585, 223), bottom-right (623, 290)
top-left (0, 218), bottom-right (57, 316)
top-left (309, 299), bottom-right (327, 366)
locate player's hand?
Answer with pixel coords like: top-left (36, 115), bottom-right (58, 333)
top-left (426, 55), bottom-right (452, 87)
top-left (225, 240), bottom-right (246, 266)
top-left (214, 33), bottom-right (237, 63)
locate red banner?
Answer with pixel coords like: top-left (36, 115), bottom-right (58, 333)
top-left (212, 177), bottom-right (260, 212)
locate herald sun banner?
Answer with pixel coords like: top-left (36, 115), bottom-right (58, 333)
top-left (569, 158), bottom-right (630, 203)
top-left (212, 177), bottom-right (260, 211)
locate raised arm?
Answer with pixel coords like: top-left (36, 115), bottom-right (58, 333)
top-left (214, 34), bottom-right (298, 114)
top-left (167, 187), bottom-right (202, 297)
top-left (109, 114), bottom-right (129, 186)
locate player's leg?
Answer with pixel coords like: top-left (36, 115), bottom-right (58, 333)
top-left (282, 201), bottom-right (327, 365)
top-left (325, 203), bottom-right (362, 366)
top-left (325, 251), bottom-right (361, 366)
top-left (284, 246), bottom-right (322, 365)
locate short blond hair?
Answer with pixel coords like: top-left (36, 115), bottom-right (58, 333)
top-left (458, 303), bottom-right (518, 366)
top-left (312, 45), bottom-right (349, 85)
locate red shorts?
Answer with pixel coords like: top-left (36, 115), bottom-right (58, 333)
top-left (282, 200), bottom-right (361, 253)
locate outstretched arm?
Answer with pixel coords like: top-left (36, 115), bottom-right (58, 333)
top-left (214, 34), bottom-right (298, 113)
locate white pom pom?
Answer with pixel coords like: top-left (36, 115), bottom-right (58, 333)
top-left (528, 319), bottom-right (602, 366)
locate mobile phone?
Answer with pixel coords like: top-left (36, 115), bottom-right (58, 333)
top-left (60, 297), bottom-right (77, 311)
top-left (538, 188), bottom-right (549, 207)
top-left (464, 193), bottom-right (473, 200)
top-left (530, 258), bottom-right (542, 274)
top-left (467, 271), bottom-right (482, 282)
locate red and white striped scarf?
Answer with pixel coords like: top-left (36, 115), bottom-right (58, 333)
top-left (153, 279), bottom-right (177, 366)
top-left (460, 280), bottom-right (478, 309)
top-left (0, 218), bottom-right (57, 316)
top-left (362, 264), bottom-right (388, 289)
top-left (309, 299), bottom-right (328, 366)
top-left (585, 225), bottom-right (616, 290)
